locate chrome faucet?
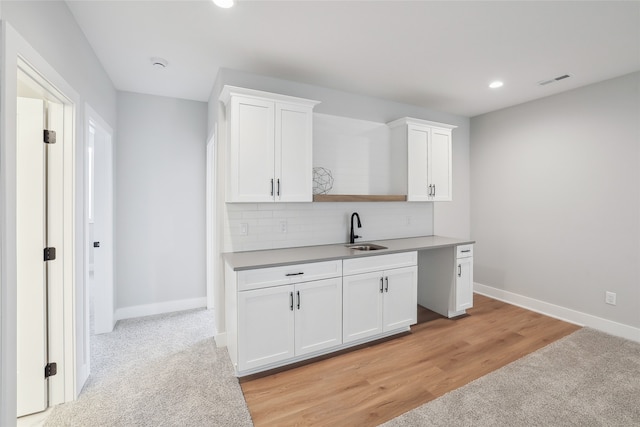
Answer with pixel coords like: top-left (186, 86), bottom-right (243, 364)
top-left (349, 212), bottom-right (362, 244)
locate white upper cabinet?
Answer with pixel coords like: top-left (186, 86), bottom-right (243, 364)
top-left (388, 117), bottom-right (457, 202)
top-left (220, 86), bottom-right (320, 203)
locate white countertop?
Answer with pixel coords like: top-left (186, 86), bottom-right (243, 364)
top-left (223, 235), bottom-right (475, 271)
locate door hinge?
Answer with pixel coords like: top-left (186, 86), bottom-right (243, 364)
top-left (44, 362), bottom-right (57, 378)
top-left (43, 129), bottom-right (56, 144)
top-left (44, 247), bottom-right (56, 261)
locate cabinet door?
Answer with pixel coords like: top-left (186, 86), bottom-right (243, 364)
top-left (276, 102), bottom-right (313, 202)
top-left (429, 128), bottom-right (452, 201)
top-left (407, 125), bottom-right (430, 202)
top-left (228, 96), bottom-right (275, 202)
top-left (238, 285), bottom-right (294, 371)
top-left (383, 266), bottom-right (417, 332)
top-left (455, 257), bottom-right (473, 311)
top-left (343, 271), bottom-right (383, 343)
top-left (294, 278), bottom-right (342, 356)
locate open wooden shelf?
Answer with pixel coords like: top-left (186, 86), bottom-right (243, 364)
top-left (313, 194), bottom-right (407, 202)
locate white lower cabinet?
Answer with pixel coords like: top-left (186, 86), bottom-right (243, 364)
top-left (454, 246), bottom-right (474, 312)
top-left (238, 284), bottom-right (295, 371)
top-left (237, 277), bottom-right (342, 372)
top-left (294, 278), bottom-right (343, 356)
top-left (343, 252), bottom-right (418, 344)
top-left (227, 252), bottom-right (419, 376)
top-left (418, 244), bottom-right (474, 318)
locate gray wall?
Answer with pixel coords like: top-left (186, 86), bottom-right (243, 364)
top-left (116, 92), bottom-right (207, 310)
top-left (1, 1), bottom-right (116, 126)
top-left (471, 72), bottom-right (640, 330)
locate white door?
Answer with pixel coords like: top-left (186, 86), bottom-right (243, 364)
top-left (228, 96), bottom-right (275, 202)
top-left (276, 102), bottom-right (313, 202)
top-left (429, 128), bottom-right (452, 201)
top-left (343, 271), bottom-right (383, 343)
top-left (238, 285), bottom-right (295, 371)
top-left (407, 125), bottom-right (430, 201)
top-left (16, 97), bottom-right (48, 417)
top-left (90, 120), bottom-right (115, 335)
top-left (383, 266), bottom-right (418, 332)
top-left (294, 278), bottom-right (342, 356)
top-left (455, 257), bottom-right (474, 312)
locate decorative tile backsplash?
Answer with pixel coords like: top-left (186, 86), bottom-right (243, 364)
top-left (223, 202), bottom-right (433, 252)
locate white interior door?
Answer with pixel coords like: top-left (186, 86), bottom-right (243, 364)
top-left (90, 119), bottom-right (114, 335)
top-left (16, 97), bottom-right (48, 417)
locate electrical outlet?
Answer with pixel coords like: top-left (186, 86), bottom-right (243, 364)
top-left (280, 220), bottom-right (288, 233)
top-left (605, 291), bottom-right (616, 306)
top-left (240, 223), bottom-right (248, 236)
top-left (406, 216), bottom-right (412, 226)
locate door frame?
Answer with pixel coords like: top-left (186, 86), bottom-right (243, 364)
top-left (206, 130), bottom-right (216, 310)
top-left (1, 22), bottom-right (80, 425)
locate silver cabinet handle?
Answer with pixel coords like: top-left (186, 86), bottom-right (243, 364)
top-left (277, 179), bottom-right (280, 196)
top-left (270, 179), bottom-right (274, 196)
top-left (385, 277), bottom-right (389, 292)
top-left (379, 277), bottom-right (384, 293)
top-left (285, 272), bottom-right (304, 277)
top-left (296, 291), bottom-right (300, 310)
top-left (458, 264), bottom-right (462, 277)
top-left (289, 292), bottom-right (294, 311)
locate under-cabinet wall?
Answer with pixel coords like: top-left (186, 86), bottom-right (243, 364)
top-left (223, 202), bottom-right (433, 252)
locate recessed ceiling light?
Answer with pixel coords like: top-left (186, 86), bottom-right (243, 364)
top-left (151, 57), bottom-right (168, 69)
top-left (213, 0), bottom-right (234, 8)
top-left (489, 81), bottom-right (504, 89)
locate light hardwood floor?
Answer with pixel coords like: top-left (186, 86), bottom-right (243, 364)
top-left (240, 294), bottom-right (580, 426)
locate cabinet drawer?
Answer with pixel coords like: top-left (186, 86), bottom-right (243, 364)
top-left (238, 260), bottom-right (342, 291)
top-left (456, 244), bottom-right (473, 259)
top-left (343, 251), bottom-right (417, 276)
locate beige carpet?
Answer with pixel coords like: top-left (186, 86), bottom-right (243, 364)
top-left (383, 328), bottom-right (640, 427)
top-left (44, 309), bottom-right (252, 426)
top-left (44, 308), bottom-right (640, 426)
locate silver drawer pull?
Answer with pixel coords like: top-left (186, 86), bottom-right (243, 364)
top-left (286, 272), bottom-right (304, 277)
top-left (461, 249), bottom-right (471, 253)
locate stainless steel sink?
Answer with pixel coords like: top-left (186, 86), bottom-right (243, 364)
top-left (346, 243), bottom-right (388, 251)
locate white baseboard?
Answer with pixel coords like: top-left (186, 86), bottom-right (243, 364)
top-left (114, 297), bottom-right (207, 321)
top-left (474, 282), bottom-right (640, 343)
top-left (214, 332), bottom-right (227, 348)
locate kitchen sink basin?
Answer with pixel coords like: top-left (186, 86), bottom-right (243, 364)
top-left (346, 243), bottom-right (388, 251)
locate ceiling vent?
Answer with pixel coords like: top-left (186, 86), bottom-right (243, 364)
top-left (538, 74), bottom-right (571, 86)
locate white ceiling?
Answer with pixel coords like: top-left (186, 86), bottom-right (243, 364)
top-left (66, 0), bottom-right (640, 117)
